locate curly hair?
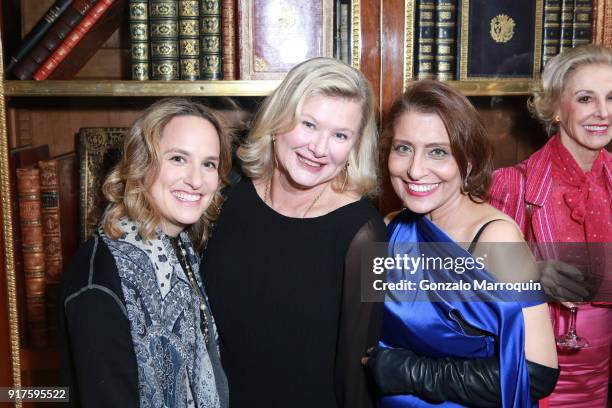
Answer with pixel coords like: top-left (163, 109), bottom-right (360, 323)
top-left (101, 98), bottom-right (232, 249)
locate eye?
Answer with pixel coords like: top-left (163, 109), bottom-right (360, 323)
top-left (577, 95), bottom-right (592, 103)
top-left (302, 120), bottom-right (315, 130)
top-left (203, 161), bottom-right (217, 169)
top-left (429, 147), bottom-right (449, 158)
top-left (169, 155), bottom-right (186, 164)
top-left (335, 132), bottom-right (349, 141)
top-left (392, 144), bottom-right (412, 154)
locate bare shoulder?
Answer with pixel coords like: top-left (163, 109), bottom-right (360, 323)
top-left (475, 204), bottom-right (524, 243)
top-left (384, 210), bottom-right (401, 225)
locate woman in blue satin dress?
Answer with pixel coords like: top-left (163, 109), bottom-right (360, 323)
top-left (363, 80), bottom-right (559, 407)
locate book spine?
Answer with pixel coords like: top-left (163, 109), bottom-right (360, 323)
top-left (434, 0), bottom-right (457, 80)
top-left (6, 0), bottom-right (72, 75)
top-left (179, 0), bottom-right (201, 80)
top-left (559, 0), bottom-right (574, 52)
top-left (129, 0), bottom-right (150, 80)
top-left (542, 0), bottom-right (561, 69)
top-left (37, 160), bottom-right (63, 283)
top-left (150, 0), bottom-right (180, 80)
top-left (34, 0), bottom-right (117, 81)
top-left (221, 0), bottom-right (237, 79)
top-left (339, 1), bottom-right (350, 65)
top-left (12, 0), bottom-right (98, 80)
top-left (16, 167), bottom-right (48, 348)
top-left (200, 0), bottom-right (223, 80)
top-left (572, 0), bottom-right (593, 47)
top-left (416, 0), bottom-right (436, 79)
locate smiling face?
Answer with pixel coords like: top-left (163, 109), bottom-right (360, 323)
top-left (273, 94), bottom-right (362, 190)
top-left (388, 110), bottom-right (463, 216)
top-left (149, 115), bottom-right (220, 236)
top-left (557, 63), bottom-right (612, 156)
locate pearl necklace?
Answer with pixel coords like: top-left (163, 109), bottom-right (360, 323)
top-left (176, 238), bottom-right (210, 346)
top-left (264, 178), bottom-right (327, 218)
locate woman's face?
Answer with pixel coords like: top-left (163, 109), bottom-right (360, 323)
top-left (274, 94), bottom-right (362, 189)
top-left (149, 115), bottom-right (220, 237)
top-left (388, 110), bottom-right (463, 216)
top-left (557, 63), bottom-right (612, 155)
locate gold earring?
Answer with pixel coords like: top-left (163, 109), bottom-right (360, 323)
top-left (554, 115), bottom-right (560, 123)
top-left (271, 134), bottom-right (276, 143)
top-left (340, 162), bottom-right (350, 192)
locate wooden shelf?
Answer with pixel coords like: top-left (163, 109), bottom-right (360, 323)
top-left (3, 80), bottom-right (282, 97)
top-left (444, 80), bottom-right (535, 96)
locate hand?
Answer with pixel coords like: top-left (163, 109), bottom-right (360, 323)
top-left (538, 260), bottom-right (589, 302)
top-left (361, 346), bottom-right (419, 395)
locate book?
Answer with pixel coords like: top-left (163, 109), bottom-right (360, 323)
top-left (5, 0), bottom-right (73, 75)
top-left (339, 0), bottom-right (350, 65)
top-left (593, 0), bottom-right (612, 47)
top-left (55, 153), bottom-right (80, 263)
top-left (221, 0), bottom-right (238, 79)
top-left (415, 0), bottom-right (436, 79)
top-left (559, 0), bottom-right (574, 52)
top-left (12, 0), bottom-right (98, 80)
top-left (200, 0), bottom-right (223, 79)
top-left (33, 0), bottom-right (119, 81)
top-left (37, 160), bottom-right (63, 283)
top-left (129, 0), bottom-right (150, 80)
top-left (572, 0), bottom-right (593, 47)
top-left (542, 0), bottom-right (561, 69)
top-left (150, 0), bottom-right (180, 80)
top-left (435, 0), bottom-right (457, 80)
top-left (77, 127), bottom-right (128, 243)
top-left (16, 167), bottom-right (48, 348)
top-left (9, 145), bottom-right (50, 347)
top-left (238, 0), bottom-right (334, 79)
top-left (457, 0), bottom-right (544, 80)
top-left (179, 0), bottom-right (200, 80)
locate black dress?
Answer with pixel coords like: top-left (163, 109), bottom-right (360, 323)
top-left (202, 179), bottom-right (387, 408)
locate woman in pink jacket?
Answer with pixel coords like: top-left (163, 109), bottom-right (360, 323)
top-left (489, 45), bottom-right (612, 407)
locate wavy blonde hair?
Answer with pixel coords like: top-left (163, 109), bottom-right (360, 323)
top-left (237, 57), bottom-right (379, 196)
top-left (101, 98), bottom-right (232, 249)
top-left (530, 44), bottom-right (612, 135)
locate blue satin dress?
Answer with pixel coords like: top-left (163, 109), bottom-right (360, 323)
top-left (379, 211), bottom-right (537, 408)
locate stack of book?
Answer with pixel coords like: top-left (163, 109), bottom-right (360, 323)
top-left (6, 0), bottom-right (126, 80)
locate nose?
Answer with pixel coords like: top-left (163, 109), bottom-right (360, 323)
top-left (594, 97), bottom-right (610, 118)
top-left (184, 163), bottom-right (203, 189)
top-left (308, 131), bottom-right (328, 158)
top-left (408, 154), bottom-right (427, 180)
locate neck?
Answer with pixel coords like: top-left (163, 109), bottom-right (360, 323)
top-left (266, 169), bottom-right (329, 217)
top-left (559, 132), bottom-right (600, 172)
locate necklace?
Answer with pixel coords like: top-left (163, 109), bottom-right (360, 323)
top-left (176, 238), bottom-right (210, 346)
top-left (264, 177), bottom-right (327, 218)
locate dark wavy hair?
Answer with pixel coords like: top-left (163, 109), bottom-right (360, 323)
top-left (382, 80), bottom-right (493, 201)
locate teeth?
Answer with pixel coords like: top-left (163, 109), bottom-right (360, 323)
top-left (298, 155), bottom-right (322, 167)
top-left (408, 183), bottom-right (439, 192)
top-left (172, 192), bottom-right (200, 202)
top-left (584, 125), bottom-right (608, 131)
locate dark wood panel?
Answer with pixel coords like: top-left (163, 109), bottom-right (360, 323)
top-left (359, 0), bottom-right (381, 120)
top-left (381, 0), bottom-right (405, 121)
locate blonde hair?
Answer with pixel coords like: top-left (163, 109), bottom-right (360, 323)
top-left (101, 98), bottom-right (232, 249)
top-left (237, 57), bottom-right (379, 196)
top-left (530, 44), bottom-right (612, 135)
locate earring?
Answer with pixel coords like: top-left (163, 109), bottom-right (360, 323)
top-left (271, 134), bottom-right (276, 143)
top-left (462, 164), bottom-right (472, 192)
top-left (340, 162), bottom-right (350, 192)
top-left (554, 115), bottom-right (560, 123)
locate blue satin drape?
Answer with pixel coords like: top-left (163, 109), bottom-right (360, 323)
top-left (379, 211), bottom-right (536, 408)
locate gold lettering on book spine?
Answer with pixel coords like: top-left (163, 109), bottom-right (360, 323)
top-left (490, 14), bottom-right (515, 43)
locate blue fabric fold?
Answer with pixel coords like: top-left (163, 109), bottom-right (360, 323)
top-left (379, 210), bottom-right (535, 408)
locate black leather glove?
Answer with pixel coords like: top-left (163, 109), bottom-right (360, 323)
top-left (364, 347), bottom-right (559, 407)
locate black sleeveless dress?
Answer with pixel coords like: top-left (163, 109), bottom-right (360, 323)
top-left (202, 179), bottom-right (387, 408)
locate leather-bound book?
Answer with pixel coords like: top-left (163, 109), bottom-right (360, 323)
top-left (200, 0), bottom-right (222, 79)
top-left (434, 0), bottom-right (457, 80)
top-left (178, 0), bottom-right (200, 80)
top-left (559, 0), bottom-right (574, 52)
top-left (238, 0), bottom-right (334, 79)
top-left (542, 0), bottom-right (561, 69)
top-left (129, 0), bottom-right (150, 80)
top-left (37, 160), bottom-right (63, 283)
top-left (16, 167), bottom-right (48, 348)
top-left (77, 128), bottom-right (128, 243)
top-left (150, 0), bottom-right (180, 80)
top-left (34, 0), bottom-right (124, 80)
top-left (221, 0), bottom-right (238, 79)
top-left (457, 0), bottom-right (543, 80)
top-left (415, 0), bottom-right (436, 79)
top-left (12, 0), bottom-right (98, 80)
top-left (5, 0), bottom-right (72, 75)
top-left (9, 145), bottom-right (50, 347)
top-left (571, 0), bottom-right (592, 47)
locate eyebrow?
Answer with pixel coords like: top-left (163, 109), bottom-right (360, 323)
top-left (164, 148), bottom-right (220, 161)
top-left (392, 138), bottom-right (450, 147)
top-left (302, 113), bottom-right (357, 133)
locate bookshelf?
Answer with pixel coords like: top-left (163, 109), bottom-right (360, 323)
top-left (0, 0), bottom-right (611, 403)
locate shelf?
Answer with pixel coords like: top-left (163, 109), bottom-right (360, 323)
top-left (444, 80), bottom-right (535, 96)
top-left (3, 80), bottom-right (282, 97)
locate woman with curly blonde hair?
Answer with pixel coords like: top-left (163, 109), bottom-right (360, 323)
top-left (60, 98), bottom-right (231, 407)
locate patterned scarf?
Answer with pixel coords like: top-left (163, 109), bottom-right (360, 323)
top-left (100, 218), bottom-right (228, 408)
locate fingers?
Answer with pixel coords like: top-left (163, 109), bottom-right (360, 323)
top-left (547, 260), bottom-right (584, 281)
top-left (539, 260), bottom-right (590, 301)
